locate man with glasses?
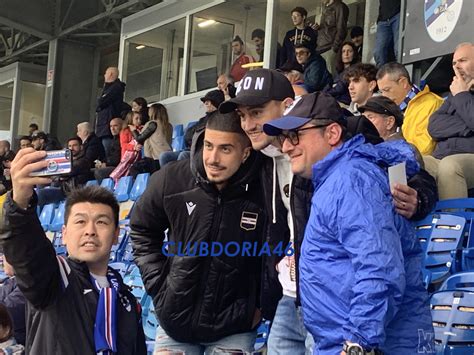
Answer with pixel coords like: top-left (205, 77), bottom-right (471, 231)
top-left (294, 44), bottom-right (332, 93)
top-left (263, 91), bottom-right (434, 355)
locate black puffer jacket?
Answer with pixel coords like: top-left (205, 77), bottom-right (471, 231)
top-left (0, 193), bottom-right (146, 355)
top-left (130, 131), bottom-right (265, 343)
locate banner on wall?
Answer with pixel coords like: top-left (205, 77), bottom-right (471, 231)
top-left (402, 0), bottom-right (473, 64)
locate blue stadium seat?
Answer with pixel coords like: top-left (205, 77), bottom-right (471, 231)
top-left (39, 203), bottom-right (55, 231)
top-left (431, 289), bottom-right (474, 353)
top-left (171, 136), bottom-right (185, 152)
top-left (109, 262), bottom-right (129, 276)
top-left (439, 272), bottom-right (474, 292)
top-left (86, 180), bottom-right (99, 186)
top-left (146, 340), bottom-right (155, 355)
top-left (114, 176), bottom-right (133, 202)
top-left (143, 307), bottom-right (159, 341)
top-left (421, 214), bottom-right (466, 290)
top-left (50, 202), bottom-right (66, 232)
top-left (130, 173), bottom-right (150, 201)
top-left (172, 124), bottom-right (184, 138)
top-left (100, 178), bottom-right (114, 191)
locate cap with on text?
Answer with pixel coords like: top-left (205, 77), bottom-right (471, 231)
top-left (263, 92), bottom-right (345, 136)
top-left (219, 69), bottom-right (294, 113)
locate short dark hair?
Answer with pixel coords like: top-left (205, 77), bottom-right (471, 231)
top-left (376, 62), bottom-right (412, 85)
top-left (0, 304), bottom-right (13, 341)
top-left (344, 63), bottom-right (377, 83)
top-left (65, 186), bottom-right (120, 227)
top-left (291, 6), bottom-right (307, 18)
top-left (19, 135), bottom-right (32, 142)
top-left (251, 28), bottom-right (265, 40)
top-left (206, 112), bottom-right (251, 147)
top-left (350, 26), bottom-right (363, 38)
top-left (232, 35), bottom-right (243, 45)
top-left (294, 43), bottom-right (311, 52)
top-left (67, 136), bottom-right (82, 146)
top-left (29, 123), bottom-right (39, 130)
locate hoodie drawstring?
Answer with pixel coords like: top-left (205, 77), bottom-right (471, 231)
top-left (272, 157), bottom-right (277, 224)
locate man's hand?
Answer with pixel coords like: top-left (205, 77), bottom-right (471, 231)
top-left (10, 148), bottom-right (52, 209)
top-left (391, 183), bottom-right (418, 219)
top-left (450, 68), bottom-right (474, 96)
top-left (134, 144), bottom-right (143, 152)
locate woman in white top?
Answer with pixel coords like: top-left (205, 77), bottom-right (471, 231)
top-left (139, 103), bottom-right (173, 160)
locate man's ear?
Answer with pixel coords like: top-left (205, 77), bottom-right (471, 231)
top-left (281, 97), bottom-right (294, 111)
top-left (61, 225), bottom-right (68, 246)
top-left (113, 227), bottom-right (120, 245)
top-left (386, 116), bottom-right (396, 131)
top-left (326, 123), bottom-right (343, 146)
top-left (242, 146), bottom-right (252, 163)
top-left (369, 80), bottom-right (377, 93)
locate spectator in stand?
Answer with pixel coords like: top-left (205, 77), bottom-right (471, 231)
top-left (0, 257), bottom-right (26, 346)
top-left (130, 112), bottom-right (263, 354)
top-left (359, 95), bottom-right (424, 165)
top-left (315, 0), bottom-right (349, 76)
top-left (345, 63), bottom-right (378, 115)
top-left (28, 123), bottom-right (38, 137)
top-left (63, 137), bottom-right (92, 188)
top-left (251, 28), bottom-right (283, 67)
top-left (425, 42), bottom-right (474, 200)
top-left (0, 151), bottom-right (15, 195)
top-left (30, 132), bottom-right (57, 151)
top-left (280, 7), bottom-right (318, 68)
top-left (159, 90), bottom-right (224, 168)
top-left (324, 41), bottom-right (360, 105)
top-left (0, 167), bottom-right (146, 353)
top-left (263, 92), bottom-right (434, 354)
top-left (217, 73), bottom-right (236, 100)
top-left (350, 26), bottom-right (364, 58)
top-left (0, 141), bottom-right (10, 159)
top-left (131, 97), bottom-right (149, 123)
top-left (294, 43), bottom-right (332, 93)
top-left (96, 67), bottom-right (126, 152)
top-left (142, 103), bottom-right (172, 160)
top-left (0, 304), bottom-right (24, 354)
top-left (120, 111), bottom-right (143, 158)
top-left (230, 36), bottom-right (255, 82)
top-left (377, 62), bottom-right (443, 155)
top-left (374, 0), bottom-right (400, 67)
top-left (94, 118), bottom-right (122, 182)
top-left (18, 136), bottom-right (32, 150)
top-left (76, 122), bottom-right (106, 166)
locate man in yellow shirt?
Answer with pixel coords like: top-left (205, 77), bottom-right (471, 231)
top-left (376, 62), bottom-right (443, 155)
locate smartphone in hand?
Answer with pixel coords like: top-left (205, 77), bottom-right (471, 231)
top-left (29, 149), bottom-right (72, 177)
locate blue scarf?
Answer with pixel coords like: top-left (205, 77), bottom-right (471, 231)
top-left (91, 269), bottom-right (119, 354)
top-left (399, 84), bottom-right (420, 112)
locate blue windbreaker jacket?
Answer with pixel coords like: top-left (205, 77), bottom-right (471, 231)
top-left (300, 135), bottom-right (434, 354)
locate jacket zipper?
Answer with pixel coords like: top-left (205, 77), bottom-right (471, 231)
top-left (191, 194), bottom-right (223, 332)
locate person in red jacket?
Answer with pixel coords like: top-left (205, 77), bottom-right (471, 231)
top-left (229, 36), bottom-right (255, 82)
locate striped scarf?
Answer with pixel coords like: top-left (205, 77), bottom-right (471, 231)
top-left (399, 85), bottom-right (420, 112)
top-left (91, 270), bottom-right (119, 354)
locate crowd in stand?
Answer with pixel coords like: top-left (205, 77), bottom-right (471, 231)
top-left (0, 0), bottom-right (473, 354)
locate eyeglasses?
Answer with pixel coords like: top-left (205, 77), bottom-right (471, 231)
top-left (277, 124), bottom-right (329, 146)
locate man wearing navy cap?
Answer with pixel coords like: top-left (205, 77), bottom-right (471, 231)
top-left (263, 92), bottom-right (434, 355)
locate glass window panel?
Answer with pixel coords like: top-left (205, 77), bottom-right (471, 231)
top-left (186, 2), bottom-right (266, 93)
top-left (0, 81), bottom-right (13, 131)
top-left (124, 18), bottom-right (185, 102)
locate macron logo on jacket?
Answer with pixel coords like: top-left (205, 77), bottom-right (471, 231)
top-left (186, 201), bottom-right (196, 215)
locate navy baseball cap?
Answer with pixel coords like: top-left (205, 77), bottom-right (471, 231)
top-left (263, 92), bottom-right (345, 136)
top-left (219, 69), bottom-right (294, 113)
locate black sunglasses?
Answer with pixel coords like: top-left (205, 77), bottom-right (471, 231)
top-left (277, 124), bottom-right (330, 146)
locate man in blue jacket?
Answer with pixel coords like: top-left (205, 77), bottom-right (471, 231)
top-left (263, 92), bottom-right (434, 354)
top-left (294, 44), bottom-right (332, 93)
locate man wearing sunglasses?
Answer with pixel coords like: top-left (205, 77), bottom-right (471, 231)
top-left (263, 91), bottom-right (434, 355)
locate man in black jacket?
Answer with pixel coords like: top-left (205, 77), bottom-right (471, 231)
top-left (131, 112), bottom-right (264, 354)
top-left (96, 67), bottom-right (126, 152)
top-left (425, 42), bottom-right (474, 199)
top-left (220, 68), bottom-right (438, 355)
top-left (0, 152), bottom-right (146, 354)
top-left (77, 121), bottom-right (106, 166)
